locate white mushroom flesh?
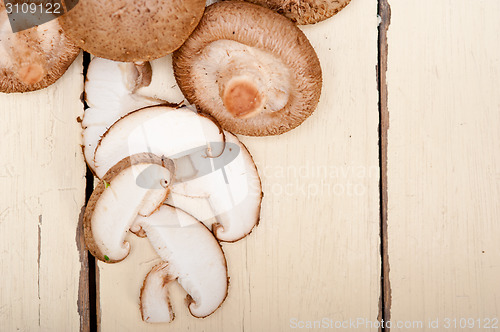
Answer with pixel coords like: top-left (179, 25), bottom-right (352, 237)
top-left (140, 263), bottom-right (175, 323)
top-left (83, 56), bottom-right (184, 172)
top-left (135, 56), bottom-right (185, 104)
top-left (166, 132), bottom-right (261, 242)
top-left (137, 205), bottom-right (227, 321)
top-left (91, 162), bottom-right (171, 261)
top-left (93, 106), bottom-right (225, 179)
top-left (83, 58), bottom-right (161, 171)
top-left (0, 15), bottom-right (68, 85)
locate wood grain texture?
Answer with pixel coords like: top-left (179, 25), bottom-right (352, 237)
top-left (0, 55), bottom-right (87, 331)
top-left (96, 0), bottom-right (381, 331)
top-left (386, 0), bottom-right (500, 330)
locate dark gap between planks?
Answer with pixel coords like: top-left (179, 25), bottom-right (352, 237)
top-left (82, 51), bottom-right (98, 332)
top-left (377, 0), bottom-right (391, 331)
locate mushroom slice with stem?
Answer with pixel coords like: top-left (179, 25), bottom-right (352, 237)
top-left (83, 56), bottom-right (184, 172)
top-left (137, 205), bottom-right (228, 323)
top-left (172, 1), bottom-right (322, 136)
top-left (166, 132), bottom-right (262, 242)
top-left (243, 0), bottom-right (351, 25)
top-left (93, 105), bottom-right (225, 179)
top-left (0, 3), bottom-right (79, 93)
top-left (84, 153), bottom-right (173, 263)
top-left (59, 0), bottom-right (206, 62)
top-left (83, 58), bottom-right (158, 172)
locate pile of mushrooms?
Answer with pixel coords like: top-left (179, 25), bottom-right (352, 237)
top-left (83, 56), bottom-right (262, 321)
top-left (2, 0), bottom-right (351, 323)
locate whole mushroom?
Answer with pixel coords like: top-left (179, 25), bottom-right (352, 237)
top-left (0, 3), bottom-right (79, 93)
top-left (59, 0), bottom-right (206, 62)
top-left (243, 0), bottom-right (351, 24)
top-left (173, 1), bottom-right (322, 136)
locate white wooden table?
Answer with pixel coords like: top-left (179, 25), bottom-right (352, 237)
top-left (0, 0), bottom-right (499, 331)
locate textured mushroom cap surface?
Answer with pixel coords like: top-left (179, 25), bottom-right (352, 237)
top-left (0, 4), bottom-right (79, 93)
top-left (59, 0), bottom-right (206, 62)
top-left (243, 0), bottom-right (351, 24)
top-left (173, 1), bottom-right (322, 136)
top-left (84, 154), bottom-right (173, 263)
top-left (137, 205), bottom-right (228, 322)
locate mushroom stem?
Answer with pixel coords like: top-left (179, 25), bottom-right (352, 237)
top-left (131, 62), bottom-right (153, 92)
top-left (4, 25), bottom-right (48, 85)
top-left (221, 76), bottom-right (265, 119)
top-left (18, 63), bottom-right (45, 84)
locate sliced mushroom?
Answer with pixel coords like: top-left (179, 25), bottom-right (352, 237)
top-left (137, 205), bottom-right (228, 323)
top-left (83, 58), bottom-right (160, 171)
top-left (0, 4), bottom-right (79, 93)
top-left (173, 1), bottom-right (322, 136)
top-left (59, 0), bottom-right (206, 62)
top-left (93, 105), bottom-right (224, 179)
top-left (166, 132), bottom-right (262, 242)
top-left (243, 0), bottom-right (351, 24)
top-left (135, 56), bottom-right (185, 104)
top-left (83, 57), bottom-right (185, 172)
top-left (84, 153), bottom-right (173, 262)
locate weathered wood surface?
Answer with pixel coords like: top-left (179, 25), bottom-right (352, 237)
top-left (9, 0), bottom-right (500, 330)
top-left (0, 55), bottom-right (88, 331)
top-left (96, 0), bottom-right (382, 331)
top-left (386, 0), bottom-right (500, 330)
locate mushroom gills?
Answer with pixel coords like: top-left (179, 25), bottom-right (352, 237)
top-left (192, 39), bottom-right (291, 118)
top-left (0, 4), bottom-right (79, 93)
top-left (138, 205), bottom-right (228, 322)
top-left (166, 132), bottom-right (262, 242)
top-left (93, 106), bottom-right (225, 179)
top-left (84, 155), bottom-right (172, 262)
top-left (173, 1), bottom-right (322, 136)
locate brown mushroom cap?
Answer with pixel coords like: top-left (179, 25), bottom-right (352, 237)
top-left (243, 0), bottom-right (351, 24)
top-left (0, 4), bottom-right (80, 93)
top-left (172, 1), bottom-right (322, 136)
top-left (59, 0), bottom-right (206, 62)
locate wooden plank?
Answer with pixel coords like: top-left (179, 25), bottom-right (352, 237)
top-left (386, 0), bottom-right (500, 330)
top-left (0, 55), bottom-right (88, 331)
top-left (97, 0), bottom-right (381, 330)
